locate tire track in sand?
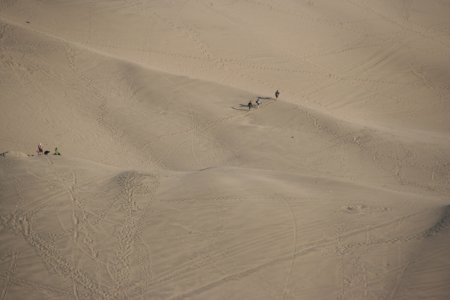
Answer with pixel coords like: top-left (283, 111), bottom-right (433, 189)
top-left (0, 252), bottom-right (16, 300)
top-left (43, 157), bottom-right (115, 298)
top-left (1, 215), bottom-right (113, 299)
top-left (279, 197), bottom-right (298, 300)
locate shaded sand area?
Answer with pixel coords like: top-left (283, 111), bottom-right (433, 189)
top-left (1, 1), bottom-right (450, 299)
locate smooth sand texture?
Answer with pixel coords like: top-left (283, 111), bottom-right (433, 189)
top-left (1, 1), bottom-right (449, 299)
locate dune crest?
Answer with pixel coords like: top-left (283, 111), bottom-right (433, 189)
top-left (1, 1), bottom-right (449, 299)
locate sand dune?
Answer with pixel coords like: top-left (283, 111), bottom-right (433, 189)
top-left (1, 0), bottom-right (449, 299)
top-left (1, 153), bottom-right (448, 299)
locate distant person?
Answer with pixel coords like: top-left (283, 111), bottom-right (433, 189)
top-left (248, 100), bottom-right (253, 110)
top-left (255, 98), bottom-right (261, 108)
top-left (37, 143), bottom-right (43, 155)
top-left (275, 90), bottom-right (280, 99)
top-left (54, 147), bottom-right (61, 156)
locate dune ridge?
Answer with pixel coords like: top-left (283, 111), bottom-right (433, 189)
top-left (1, 1), bottom-right (450, 299)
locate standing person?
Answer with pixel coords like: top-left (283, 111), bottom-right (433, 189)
top-left (54, 147), bottom-right (61, 155)
top-left (248, 100), bottom-right (253, 110)
top-left (255, 97), bottom-right (261, 108)
top-left (37, 143), bottom-right (43, 155)
top-left (275, 90), bottom-right (280, 99)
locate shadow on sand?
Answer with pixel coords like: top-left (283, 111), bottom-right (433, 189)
top-left (231, 96), bottom-right (274, 111)
top-left (231, 104), bottom-right (251, 111)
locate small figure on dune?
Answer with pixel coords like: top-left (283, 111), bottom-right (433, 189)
top-left (256, 98), bottom-right (261, 108)
top-left (54, 147), bottom-right (61, 156)
top-left (275, 90), bottom-right (280, 99)
top-left (248, 100), bottom-right (253, 110)
top-left (37, 143), bottom-right (43, 155)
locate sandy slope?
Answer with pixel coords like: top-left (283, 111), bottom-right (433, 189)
top-left (1, 153), bottom-right (448, 299)
top-left (1, 0), bottom-right (450, 299)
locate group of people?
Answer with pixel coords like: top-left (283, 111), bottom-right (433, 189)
top-left (247, 90), bottom-right (280, 111)
top-left (34, 92), bottom-right (282, 156)
top-left (37, 143), bottom-right (61, 156)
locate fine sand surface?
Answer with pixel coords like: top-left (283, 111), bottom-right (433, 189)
top-left (1, 1), bottom-right (449, 299)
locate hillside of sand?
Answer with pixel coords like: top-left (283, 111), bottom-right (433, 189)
top-left (1, 1), bottom-right (450, 299)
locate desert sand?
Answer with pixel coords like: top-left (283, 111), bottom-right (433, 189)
top-left (0, 1), bottom-right (449, 299)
